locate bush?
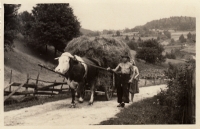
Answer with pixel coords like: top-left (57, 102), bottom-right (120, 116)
top-left (166, 52), bottom-right (176, 59)
top-left (157, 60), bottom-right (195, 123)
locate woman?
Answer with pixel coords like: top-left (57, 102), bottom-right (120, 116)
top-left (129, 59), bottom-right (139, 102)
top-left (107, 53), bottom-right (134, 108)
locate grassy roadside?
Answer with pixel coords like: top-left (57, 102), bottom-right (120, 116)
top-left (4, 94), bottom-right (71, 112)
top-left (99, 96), bottom-right (177, 124)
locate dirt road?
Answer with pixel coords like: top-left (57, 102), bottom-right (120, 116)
top-left (4, 85), bottom-right (167, 126)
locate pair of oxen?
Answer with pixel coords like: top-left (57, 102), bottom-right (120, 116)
top-left (55, 52), bottom-right (101, 108)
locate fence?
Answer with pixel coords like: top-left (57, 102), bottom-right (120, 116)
top-left (184, 65), bottom-right (195, 124)
top-left (138, 77), bottom-right (168, 87)
top-left (4, 68), bottom-right (69, 102)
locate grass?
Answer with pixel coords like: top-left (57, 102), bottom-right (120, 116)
top-left (165, 58), bottom-right (185, 64)
top-left (4, 94), bottom-right (71, 112)
top-left (4, 38), bottom-right (64, 87)
top-left (99, 96), bottom-right (176, 125)
top-left (180, 45), bottom-right (196, 54)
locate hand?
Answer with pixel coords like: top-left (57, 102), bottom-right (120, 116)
top-left (128, 79), bottom-right (132, 83)
top-left (107, 67), bottom-right (111, 71)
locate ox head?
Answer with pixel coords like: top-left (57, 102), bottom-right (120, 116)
top-left (54, 52), bottom-right (74, 74)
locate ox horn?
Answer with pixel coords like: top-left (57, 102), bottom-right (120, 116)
top-left (68, 54), bottom-right (74, 58)
top-left (54, 57), bottom-right (59, 60)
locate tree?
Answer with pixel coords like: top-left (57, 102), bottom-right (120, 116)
top-left (179, 34), bottom-right (186, 43)
top-left (31, 4), bottom-right (81, 56)
top-left (116, 31), bottom-right (120, 36)
top-left (136, 39), bottom-right (166, 64)
top-left (124, 28), bottom-right (131, 33)
top-left (187, 32), bottom-right (192, 39)
top-left (107, 30), bottom-right (113, 34)
top-left (171, 38), bottom-right (175, 43)
top-left (138, 37), bottom-right (142, 42)
top-left (163, 30), bottom-right (171, 39)
top-left (87, 31), bottom-right (100, 36)
top-left (125, 35), bottom-right (129, 41)
top-left (18, 11), bottom-right (35, 39)
top-left (192, 34), bottom-right (196, 43)
top-left (4, 4), bottom-right (21, 51)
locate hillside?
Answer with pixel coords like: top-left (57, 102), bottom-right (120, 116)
top-left (132, 16), bottom-right (196, 31)
top-left (80, 28), bottom-right (95, 35)
top-left (4, 38), bottom-right (64, 87)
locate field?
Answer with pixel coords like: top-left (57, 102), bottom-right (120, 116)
top-left (171, 31), bottom-right (196, 41)
top-left (165, 58), bottom-right (185, 64)
top-left (180, 45), bottom-right (196, 54)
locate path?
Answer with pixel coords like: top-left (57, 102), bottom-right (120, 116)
top-left (4, 85), bottom-right (167, 126)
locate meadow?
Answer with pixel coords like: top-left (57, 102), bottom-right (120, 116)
top-left (171, 31), bottom-right (196, 40)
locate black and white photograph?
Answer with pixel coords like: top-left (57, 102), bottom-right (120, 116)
top-left (2, 0), bottom-right (197, 127)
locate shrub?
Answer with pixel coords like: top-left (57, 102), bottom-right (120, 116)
top-left (157, 60), bottom-right (195, 123)
top-left (166, 52), bottom-right (176, 59)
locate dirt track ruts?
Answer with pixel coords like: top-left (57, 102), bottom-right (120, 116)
top-left (4, 85), bottom-right (167, 126)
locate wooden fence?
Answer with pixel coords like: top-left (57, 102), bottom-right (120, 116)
top-left (4, 69), bottom-right (69, 102)
top-left (184, 65), bottom-right (195, 124)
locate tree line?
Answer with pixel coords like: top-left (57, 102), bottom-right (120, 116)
top-left (4, 4), bottom-right (81, 56)
top-left (132, 16), bottom-right (196, 32)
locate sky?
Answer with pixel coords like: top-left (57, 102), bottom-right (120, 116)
top-left (16, 0), bottom-right (197, 31)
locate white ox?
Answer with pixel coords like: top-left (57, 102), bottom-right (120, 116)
top-left (55, 52), bottom-right (100, 107)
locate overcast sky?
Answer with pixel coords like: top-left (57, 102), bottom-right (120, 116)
top-left (16, 0), bottom-right (197, 31)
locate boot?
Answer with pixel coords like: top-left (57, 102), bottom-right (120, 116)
top-left (117, 103), bottom-right (121, 107)
top-left (121, 102), bottom-right (125, 107)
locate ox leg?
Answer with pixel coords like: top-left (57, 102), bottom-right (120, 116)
top-left (88, 84), bottom-right (95, 105)
top-left (70, 89), bottom-right (76, 108)
top-left (78, 82), bottom-right (85, 103)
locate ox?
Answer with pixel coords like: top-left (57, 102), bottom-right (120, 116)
top-left (55, 52), bottom-right (100, 107)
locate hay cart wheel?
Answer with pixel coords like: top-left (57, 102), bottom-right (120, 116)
top-left (104, 85), bottom-right (115, 101)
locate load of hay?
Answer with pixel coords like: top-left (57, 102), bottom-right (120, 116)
top-left (65, 36), bottom-right (131, 88)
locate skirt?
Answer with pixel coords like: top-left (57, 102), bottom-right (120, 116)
top-left (129, 78), bottom-right (139, 94)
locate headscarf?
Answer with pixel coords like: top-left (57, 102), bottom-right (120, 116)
top-left (130, 59), bottom-right (136, 66)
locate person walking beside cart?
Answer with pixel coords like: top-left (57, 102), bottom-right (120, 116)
top-left (129, 59), bottom-right (139, 102)
top-left (107, 53), bottom-right (134, 108)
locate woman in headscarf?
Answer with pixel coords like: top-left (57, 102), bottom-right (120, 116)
top-left (129, 59), bottom-right (139, 102)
